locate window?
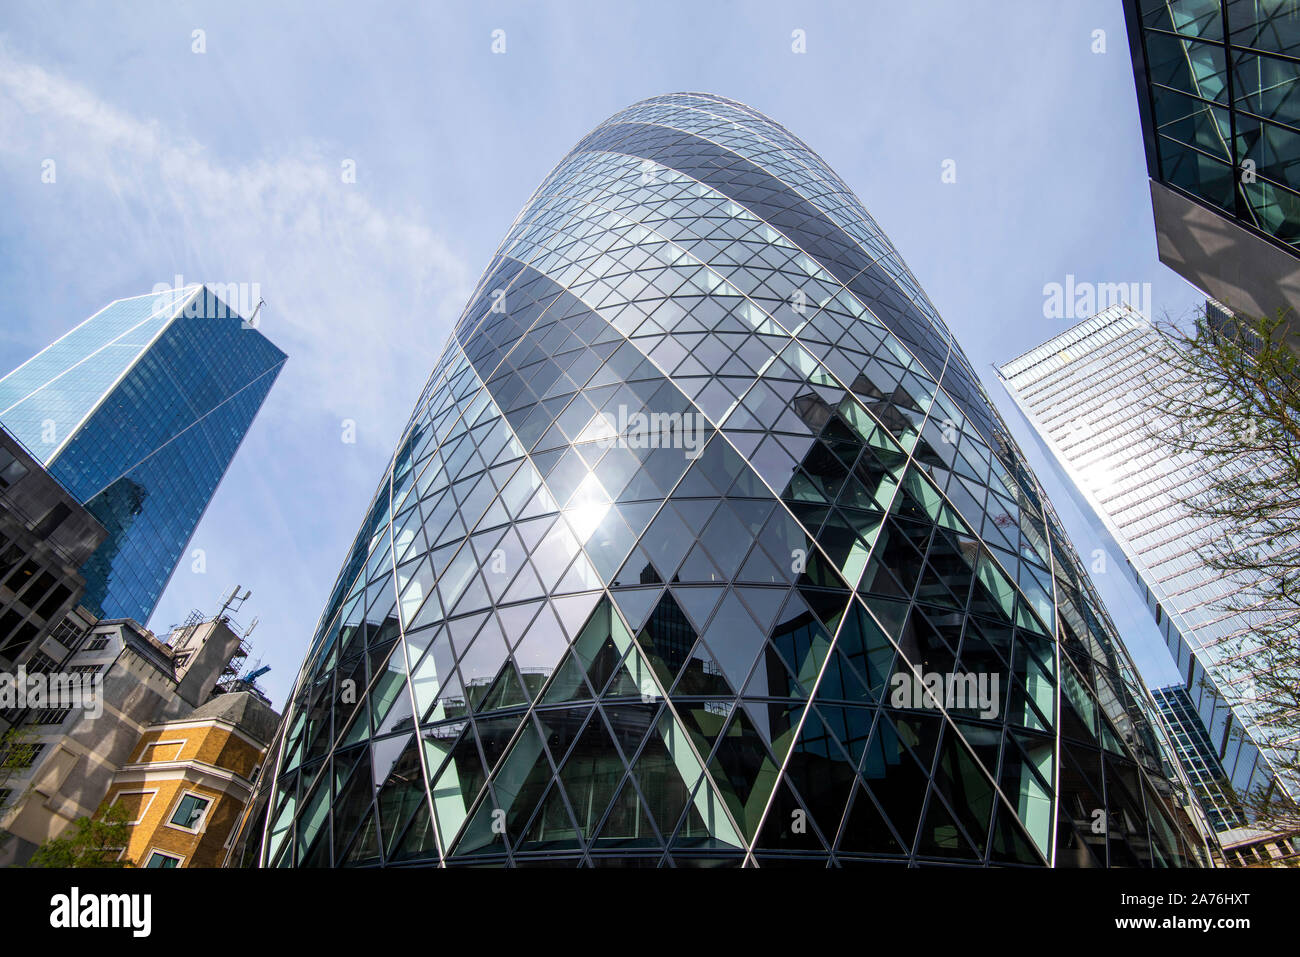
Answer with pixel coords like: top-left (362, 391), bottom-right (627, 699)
top-left (23, 652), bottom-right (59, 674)
top-left (0, 541), bottom-right (22, 581)
top-left (50, 618), bottom-right (87, 650)
top-left (0, 448), bottom-right (28, 489)
top-left (35, 582), bottom-right (71, 621)
top-left (142, 740), bottom-right (184, 763)
top-left (85, 636), bottom-right (112, 652)
top-left (169, 792), bottom-right (212, 832)
top-left (144, 851), bottom-right (181, 869)
top-left (32, 504), bottom-right (71, 543)
top-left (0, 742), bottom-right (44, 769)
top-left (111, 790), bottom-right (155, 825)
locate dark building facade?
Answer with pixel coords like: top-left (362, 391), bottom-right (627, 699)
top-left (0, 425), bottom-right (105, 683)
top-left (1123, 0), bottom-right (1300, 319)
top-left (0, 286), bottom-right (286, 625)
top-left (241, 94), bottom-right (1209, 867)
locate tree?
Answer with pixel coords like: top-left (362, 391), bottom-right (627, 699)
top-left (0, 725), bottom-right (40, 855)
top-left (1142, 306), bottom-right (1300, 844)
top-left (0, 725), bottom-right (40, 789)
top-left (25, 801), bottom-right (133, 868)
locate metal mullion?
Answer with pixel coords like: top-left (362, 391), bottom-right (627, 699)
top-left (1221, 0), bottom-right (1247, 220)
top-left (1137, 13), bottom-right (1173, 182)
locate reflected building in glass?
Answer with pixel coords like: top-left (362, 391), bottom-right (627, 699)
top-left (245, 94), bottom-right (1209, 867)
top-left (1152, 685), bottom-right (1246, 834)
top-left (0, 285), bottom-right (287, 625)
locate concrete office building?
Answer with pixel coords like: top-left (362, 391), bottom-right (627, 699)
top-left (0, 426), bottom-right (105, 683)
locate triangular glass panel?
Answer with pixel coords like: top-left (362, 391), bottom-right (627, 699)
top-left (915, 787), bottom-right (981, 859)
top-left (858, 711), bottom-right (938, 852)
top-left (592, 778), bottom-right (662, 848)
top-left (672, 774), bottom-right (744, 850)
top-left (770, 591), bottom-right (835, 689)
top-left (837, 782), bottom-right (904, 856)
top-left (707, 707), bottom-right (781, 840)
top-left (478, 659), bottom-right (530, 712)
top-left (429, 723), bottom-right (488, 846)
top-left (670, 639), bottom-right (734, 697)
top-left (782, 706), bottom-right (858, 843)
top-left (341, 806), bottom-right (381, 866)
top-left (556, 713), bottom-right (628, 840)
top-left (670, 585), bottom-right (726, 632)
top-left (698, 590), bottom-right (767, 695)
top-left (377, 737), bottom-right (427, 858)
top-left (675, 542), bottom-right (724, 583)
top-left (615, 547), bottom-right (662, 587)
top-left (633, 590), bottom-right (697, 689)
top-left (992, 799), bottom-right (1053, 865)
top-left (518, 781), bottom-right (584, 851)
top-left (753, 777), bottom-right (828, 852)
top-left (483, 717), bottom-right (553, 851)
top-left (737, 544), bottom-right (787, 584)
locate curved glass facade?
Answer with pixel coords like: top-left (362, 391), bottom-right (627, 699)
top-left (248, 94), bottom-right (1209, 867)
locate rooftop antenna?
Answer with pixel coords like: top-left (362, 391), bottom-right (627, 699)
top-left (244, 298), bottom-right (266, 330)
top-left (218, 586), bottom-right (251, 619)
top-left (243, 616), bottom-right (260, 639)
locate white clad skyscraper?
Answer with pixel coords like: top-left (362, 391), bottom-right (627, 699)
top-left (998, 303), bottom-right (1292, 816)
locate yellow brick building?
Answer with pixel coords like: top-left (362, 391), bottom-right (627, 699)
top-left (104, 691), bottom-right (278, 868)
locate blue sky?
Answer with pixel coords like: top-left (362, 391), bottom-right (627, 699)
top-left (0, 0), bottom-right (1203, 706)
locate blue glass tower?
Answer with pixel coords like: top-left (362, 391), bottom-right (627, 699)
top-left (0, 285), bottom-right (286, 624)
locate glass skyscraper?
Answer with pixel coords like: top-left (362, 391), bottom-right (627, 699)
top-left (1128, 0), bottom-right (1300, 248)
top-left (1122, 0), bottom-right (1300, 320)
top-left (1152, 685), bottom-right (1246, 833)
top-left (0, 285), bottom-right (286, 625)
top-left (997, 302), bottom-right (1290, 815)
top-left (245, 94), bottom-right (1208, 867)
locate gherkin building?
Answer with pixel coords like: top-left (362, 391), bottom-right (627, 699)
top-left (241, 94), bottom-right (1210, 867)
